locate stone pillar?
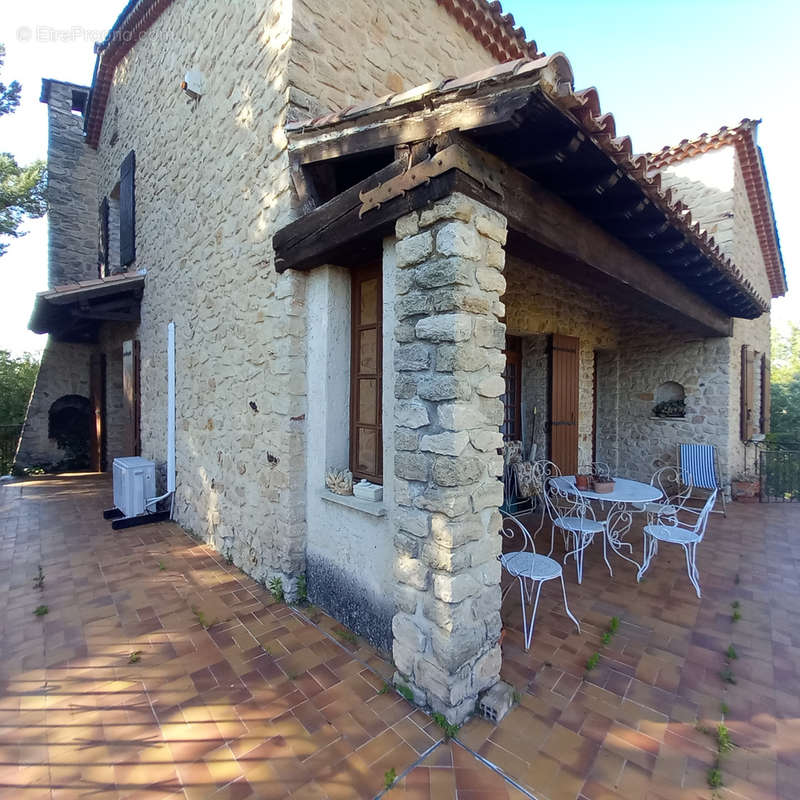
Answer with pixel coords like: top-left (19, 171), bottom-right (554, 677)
top-left (390, 192), bottom-right (507, 724)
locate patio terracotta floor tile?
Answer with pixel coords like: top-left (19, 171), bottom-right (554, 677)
top-left (2, 475), bottom-right (799, 799)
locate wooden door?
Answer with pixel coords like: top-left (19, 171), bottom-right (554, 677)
top-left (122, 340), bottom-right (141, 456)
top-left (89, 353), bottom-right (106, 471)
top-left (550, 334), bottom-right (579, 475)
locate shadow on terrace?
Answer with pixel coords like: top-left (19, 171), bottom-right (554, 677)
top-left (1, 473), bottom-right (798, 799)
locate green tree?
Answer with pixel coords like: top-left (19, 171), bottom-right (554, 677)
top-left (770, 322), bottom-right (800, 444)
top-left (0, 43), bottom-right (46, 256)
top-left (0, 350), bottom-right (39, 424)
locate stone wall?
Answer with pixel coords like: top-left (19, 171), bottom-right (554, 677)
top-left (94, 0), bottom-right (307, 589)
top-left (15, 340), bottom-right (92, 469)
top-left (43, 81), bottom-right (98, 287)
top-left (504, 258), bottom-right (620, 468)
top-left (600, 325), bottom-right (733, 483)
top-left (288, 0), bottom-right (497, 118)
top-left (389, 193), bottom-right (506, 723)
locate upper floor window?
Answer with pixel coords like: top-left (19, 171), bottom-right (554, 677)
top-left (98, 150), bottom-right (136, 277)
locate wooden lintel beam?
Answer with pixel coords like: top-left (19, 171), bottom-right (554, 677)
top-left (290, 88), bottom-right (533, 165)
top-left (274, 158), bottom-right (461, 272)
top-left (442, 137), bottom-right (733, 337)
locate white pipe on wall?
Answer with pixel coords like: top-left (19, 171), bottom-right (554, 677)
top-left (144, 321), bottom-right (176, 514)
top-left (167, 321), bottom-right (176, 494)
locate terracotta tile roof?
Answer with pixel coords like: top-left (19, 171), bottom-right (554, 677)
top-left (37, 271), bottom-right (146, 302)
top-left (286, 56), bottom-right (570, 132)
top-left (287, 55), bottom-right (770, 316)
top-left (436, 0), bottom-right (538, 62)
top-left (84, 0), bottom-right (535, 149)
top-left (646, 121), bottom-right (786, 298)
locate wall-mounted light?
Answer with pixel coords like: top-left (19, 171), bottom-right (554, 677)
top-left (181, 70), bottom-right (205, 109)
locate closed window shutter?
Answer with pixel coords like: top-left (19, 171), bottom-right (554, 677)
top-left (350, 266), bottom-right (382, 484)
top-left (740, 345), bottom-right (754, 441)
top-left (120, 150), bottom-right (136, 267)
top-left (122, 339), bottom-right (141, 456)
top-left (99, 197), bottom-right (109, 277)
top-left (760, 354), bottom-right (771, 433)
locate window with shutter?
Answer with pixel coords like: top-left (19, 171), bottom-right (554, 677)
top-left (98, 197), bottom-right (109, 278)
top-left (760, 353), bottom-right (771, 433)
top-left (740, 344), bottom-right (755, 441)
top-left (350, 265), bottom-right (382, 484)
top-left (119, 150), bottom-right (136, 267)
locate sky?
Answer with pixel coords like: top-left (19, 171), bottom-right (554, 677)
top-left (1, 0), bottom-right (798, 356)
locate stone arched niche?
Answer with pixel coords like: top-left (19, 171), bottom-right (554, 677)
top-left (652, 381), bottom-right (686, 418)
top-left (48, 394), bottom-right (92, 470)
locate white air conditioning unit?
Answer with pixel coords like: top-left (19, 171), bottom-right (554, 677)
top-left (113, 457), bottom-right (156, 518)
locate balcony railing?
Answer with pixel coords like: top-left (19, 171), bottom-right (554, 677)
top-left (0, 425), bottom-right (22, 476)
top-left (760, 443), bottom-right (800, 503)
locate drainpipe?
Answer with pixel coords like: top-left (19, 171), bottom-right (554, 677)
top-left (145, 321), bottom-right (176, 516)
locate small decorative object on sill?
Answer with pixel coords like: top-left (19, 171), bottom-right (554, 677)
top-left (592, 478), bottom-right (616, 494)
top-left (353, 480), bottom-right (382, 502)
top-left (652, 399), bottom-right (686, 418)
top-left (575, 473), bottom-right (590, 490)
top-left (731, 474), bottom-right (760, 503)
top-left (325, 468), bottom-right (353, 496)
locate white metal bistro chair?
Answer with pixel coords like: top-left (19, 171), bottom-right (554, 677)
top-left (514, 459), bottom-right (562, 554)
top-left (634, 466), bottom-right (695, 524)
top-left (637, 489), bottom-right (717, 597)
top-left (499, 514), bottom-right (580, 651)
top-left (678, 443), bottom-right (726, 516)
top-left (542, 477), bottom-right (605, 584)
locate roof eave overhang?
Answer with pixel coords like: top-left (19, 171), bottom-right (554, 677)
top-left (283, 65), bottom-right (768, 321)
top-left (29, 274), bottom-right (145, 341)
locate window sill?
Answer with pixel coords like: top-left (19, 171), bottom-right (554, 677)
top-left (319, 488), bottom-right (386, 517)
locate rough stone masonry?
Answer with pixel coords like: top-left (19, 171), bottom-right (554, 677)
top-left (389, 193), bottom-right (507, 724)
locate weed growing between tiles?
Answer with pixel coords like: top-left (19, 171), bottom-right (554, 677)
top-left (191, 606), bottom-right (214, 629)
top-left (268, 576), bottom-right (284, 603)
top-left (432, 712), bottom-right (460, 741)
top-left (383, 767), bottom-right (397, 790)
top-left (33, 605), bottom-right (48, 616)
top-left (585, 616), bottom-right (620, 675)
top-left (128, 650), bottom-right (142, 663)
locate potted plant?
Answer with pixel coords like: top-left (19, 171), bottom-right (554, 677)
top-left (652, 399), bottom-right (686, 418)
top-left (731, 473), bottom-right (760, 503)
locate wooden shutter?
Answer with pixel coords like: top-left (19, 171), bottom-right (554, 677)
top-left (119, 150), bottom-right (136, 267)
top-left (501, 336), bottom-right (522, 442)
top-left (740, 344), bottom-right (755, 441)
top-left (98, 197), bottom-right (109, 277)
top-left (122, 340), bottom-right (141, 456)
top-left (550, 334), bottom-right (579, 475)
top-left (350, 265), bottom-right (382, 484)
top-left (89, 353), bottom-right (106, 472)
top-left (760, 353), bottom-right (771, 433)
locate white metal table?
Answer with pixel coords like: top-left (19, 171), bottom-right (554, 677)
top-left (551, 476), bottom-right (662, 575)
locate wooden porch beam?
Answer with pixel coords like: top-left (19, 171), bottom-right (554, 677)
top-left (447, 136), bottom-right (733, 338)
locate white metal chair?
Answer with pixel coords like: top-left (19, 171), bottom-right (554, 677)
top-left (542, 477), bottom-right (606, 584)
top-left (635, 466), bottom-right (695, 524)
top-left (514, 459), bottom-right (562, 553)
top-left (678, 443), bottom-right (726, 516)
top-left (499, 514), bottom-right (580, 651)
top-left (637, 489), bottom-right (717, 597)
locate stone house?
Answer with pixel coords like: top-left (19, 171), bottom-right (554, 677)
top-left (16, 0), bottom-right (785, 722)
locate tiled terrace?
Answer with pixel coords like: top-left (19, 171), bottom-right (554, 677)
top-left (0, 475), bottom-right (798, 799)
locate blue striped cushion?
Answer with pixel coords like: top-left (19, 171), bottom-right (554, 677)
top-left (679, 444), bottom-right (718, 490)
